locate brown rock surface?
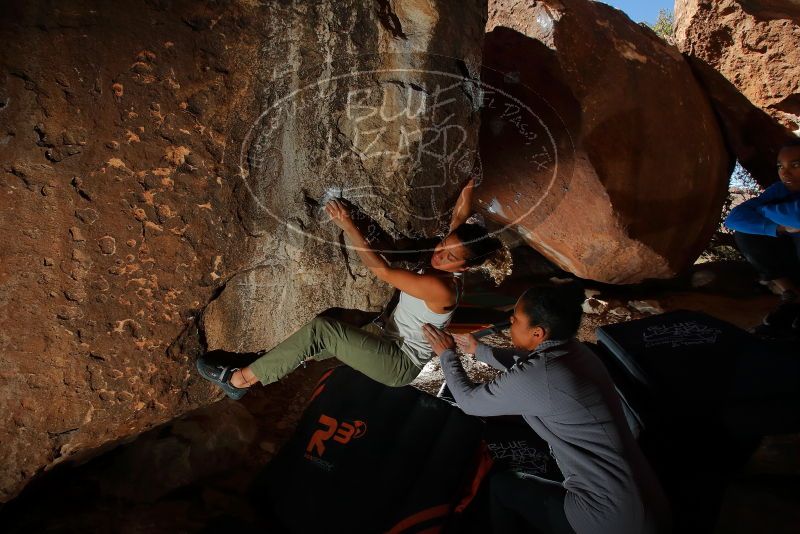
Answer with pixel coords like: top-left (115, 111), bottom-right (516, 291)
top-left (737, 0), bottom-right (800, 20)
top-left (474, 0), bottom-right (732, 284)
top-left (675, 0), bottom-right (800, 185)
top-left (0, 0), bottom-right (486, 501)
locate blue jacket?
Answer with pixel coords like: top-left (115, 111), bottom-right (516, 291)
top-left (725, 182), bottom-right (800, 236)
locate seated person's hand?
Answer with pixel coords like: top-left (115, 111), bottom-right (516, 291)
top-left (453, 333), bottom-right (478, 355)
top-left (422, 324), bottom-right (455, 357)
top-left (778, 225), bottom-right (800, 235)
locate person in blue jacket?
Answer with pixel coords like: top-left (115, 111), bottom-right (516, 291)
top-left (725, 139), bottom-right (800, 329)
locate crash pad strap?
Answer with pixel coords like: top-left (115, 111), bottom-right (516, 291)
top-left (386, 504), bottom-right (450, 534)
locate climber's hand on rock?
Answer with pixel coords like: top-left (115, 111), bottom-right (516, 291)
top-left (326, 199), bottom-right (355, 231)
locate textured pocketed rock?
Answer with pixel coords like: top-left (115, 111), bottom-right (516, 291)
top-left (475, 0), bottom-right (732, 284)
top-left (97, 236), bottom-right (116, 255)
top-left (675, 0), bottom-right (800, 186)
top-left (0, 0), bottom-right (486, 501)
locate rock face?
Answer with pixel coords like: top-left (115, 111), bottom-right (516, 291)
top-left (475, 0), bottom-right (732, 284)
top-left (675, 0), bottom-right (800, 186)
top-left (201, 0), bottom-right (488, 351)
top-left (738, 0), bottom-right (800, 20)
top-left (0, 0), bottom-right (486, 501)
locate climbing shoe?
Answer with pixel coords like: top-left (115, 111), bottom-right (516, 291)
top-left (195, 357), bottom-right (249, 400)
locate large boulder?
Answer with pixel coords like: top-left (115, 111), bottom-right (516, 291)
top-left (0, 0), bottom-right (486, 501)
top-left (201, 0), bottom-right (488, 351)
top-left (675, 0), bottom-right (800, 186)
top-left (474, 0), bottom-right (732, 284)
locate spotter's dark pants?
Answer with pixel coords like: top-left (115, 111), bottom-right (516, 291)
top-left (734, 231), bottom-right (800, 282)
top-left (490, 470), bottom-right (575, 534)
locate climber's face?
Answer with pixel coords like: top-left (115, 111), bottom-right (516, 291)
top-left (777, 145), bottom-right (800, 192)
top-left (431, 234), bottom-right (470, 272)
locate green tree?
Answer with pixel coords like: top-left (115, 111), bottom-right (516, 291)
top-left (648, 9), bottom-right (675, 44)
top-left (700, 163), bottom-right (762, 263)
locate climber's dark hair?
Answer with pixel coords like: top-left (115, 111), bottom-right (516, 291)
top-left (451, 223), bottom-right (502, 267)
top-left (517, 282), bottom-right (585, 340)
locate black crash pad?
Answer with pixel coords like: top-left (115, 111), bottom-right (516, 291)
top-left (596, 309), bottom-right (800, 436)
top-left (251, 366), bottom-right (488, 534)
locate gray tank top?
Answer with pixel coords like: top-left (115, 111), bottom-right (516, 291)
top-left (383, 275), bottom-right (461, 368)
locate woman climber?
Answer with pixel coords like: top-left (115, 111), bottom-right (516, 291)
top-left (195, 179), bottom-right (512, 398)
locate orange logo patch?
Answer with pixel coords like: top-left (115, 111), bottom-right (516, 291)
top-left (306, 414), bottom-right (367, 457)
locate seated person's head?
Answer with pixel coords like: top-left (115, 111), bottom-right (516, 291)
top-left (778, 138), bottom-right (800, 192)
top-left (511, 283), bottom-right (584, 351)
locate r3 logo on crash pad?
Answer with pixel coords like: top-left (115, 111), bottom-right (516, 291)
top-left (306, 414), bottom-right (368, 457)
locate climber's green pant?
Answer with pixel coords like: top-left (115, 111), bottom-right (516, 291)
top-left (248, 316), bottom-right (422, 387)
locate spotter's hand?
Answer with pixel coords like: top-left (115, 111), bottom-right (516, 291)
top-left (453, 333), bottom-right (478, 355)
top-left (325, 199), bottom-right (354, 231)
top-left (422, 323), bottom-right (456, 357)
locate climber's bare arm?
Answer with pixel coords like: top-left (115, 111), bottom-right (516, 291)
top-left (449, 177), bottom-right (476, 232)
top-left (326, 200), bottom-right (453, 305)
top-left (372, 267), bottom-right (454, 306)
top-left (326, 199), bottom-right (389, 270)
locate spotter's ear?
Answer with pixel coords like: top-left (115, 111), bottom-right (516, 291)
top-left (531, 325), bottom-right (547, 339)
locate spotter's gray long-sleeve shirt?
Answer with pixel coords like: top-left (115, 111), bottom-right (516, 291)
top-left (440, 340), bottom-right (670, 534)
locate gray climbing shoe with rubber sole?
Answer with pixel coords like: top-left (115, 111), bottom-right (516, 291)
top-left (195, 357), bottom-right (249, 400)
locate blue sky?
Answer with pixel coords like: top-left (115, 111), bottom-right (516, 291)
top-left (601, 0), bottom-right (674, 24)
